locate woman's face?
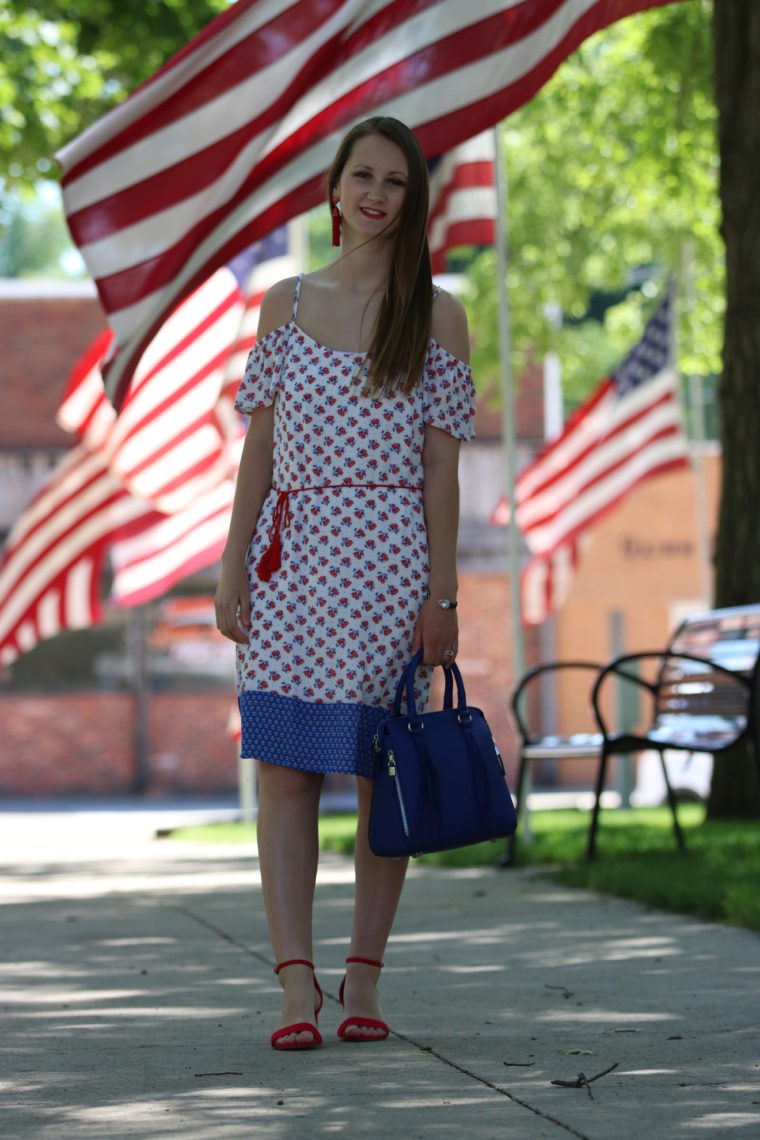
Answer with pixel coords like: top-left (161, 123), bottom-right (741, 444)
top-left (335, 133), bottom-right (409, 245)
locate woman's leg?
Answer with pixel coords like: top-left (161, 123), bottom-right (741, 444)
top-left (256, 759), bottom-right (324, 1044)
top-left (342, 774), bottom-right (409, 1037)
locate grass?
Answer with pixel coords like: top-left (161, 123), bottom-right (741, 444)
top-left (168, 805), bottom-right (760, 933)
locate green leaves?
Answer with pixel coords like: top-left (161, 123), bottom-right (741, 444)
top-left (1, 1), bottom-right (230, 183)
top-left (462, 1), bottom-right (721, 410)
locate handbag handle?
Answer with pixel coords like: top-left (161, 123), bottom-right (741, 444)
top-left (392, 649), bottom-right (467, 719)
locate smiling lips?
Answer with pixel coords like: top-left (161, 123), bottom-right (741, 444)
top-left (360, 207), bottom-right (385, 219)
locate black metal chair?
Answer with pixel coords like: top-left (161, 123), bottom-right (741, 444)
top-left (589, 648), bottom-right (759, 858)
top-left (506, 604), bottom-right (760, 862)
top-left (505, 660), bottom-right (631, 864)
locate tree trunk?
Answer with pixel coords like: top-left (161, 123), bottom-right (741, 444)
top-left (708, 0), bottom-right (760, 818)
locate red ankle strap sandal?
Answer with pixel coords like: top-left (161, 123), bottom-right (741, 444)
top-left (271, 959), bottom-right (323, 1050)
top-left (337, 957), bottom-right (390, 1042)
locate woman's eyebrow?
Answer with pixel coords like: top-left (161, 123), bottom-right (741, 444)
top-left (351, 162), bottom-right (407, 177)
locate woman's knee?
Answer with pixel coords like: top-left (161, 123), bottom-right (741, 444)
top-left (258, 759), bottom-right (324, 803)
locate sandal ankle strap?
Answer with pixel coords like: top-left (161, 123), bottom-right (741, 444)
top-left (274, 958), bottom-right (315, 975)
top-left (345, 956), bottom-right (384, 969)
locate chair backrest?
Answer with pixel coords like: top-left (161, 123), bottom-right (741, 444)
top-left (653, 605), bottom-right (760, 749)
top-left (667, 604), bottom-right (760, 677)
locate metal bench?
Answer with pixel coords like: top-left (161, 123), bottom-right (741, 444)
top-left (507, 604), bottom-right (760, 862)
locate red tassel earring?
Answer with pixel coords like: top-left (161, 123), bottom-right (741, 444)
top-left (332, 201), bottom-right (341, 247)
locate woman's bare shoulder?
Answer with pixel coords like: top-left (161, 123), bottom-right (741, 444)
top-left (256, 276), bottom-right (300, 339)
top-left (431, 288), bottom-right (470, 364)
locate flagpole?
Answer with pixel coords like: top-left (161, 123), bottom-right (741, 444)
top-left (493, 125), bottom-right (529, 849)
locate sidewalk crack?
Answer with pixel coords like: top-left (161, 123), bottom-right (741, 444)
top-left (170, 904), bottom-right (274, 968)
top-left (391, 1031), bottom-right (590, 1140)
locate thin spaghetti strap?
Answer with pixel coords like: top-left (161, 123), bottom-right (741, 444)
top-left (292, 273), bottom-right (304, 322)
top-left (276, 274), bottom-right (302, 391)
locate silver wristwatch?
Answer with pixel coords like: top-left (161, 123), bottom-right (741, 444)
top-left (423, 589), bottom-right (457, 610)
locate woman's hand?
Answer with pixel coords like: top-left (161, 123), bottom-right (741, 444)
top-left (411, 599), bottom-right (458, 668)
top-left (214, 557), bottom-right (252, 645)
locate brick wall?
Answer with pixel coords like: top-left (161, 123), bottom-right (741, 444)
top-left (0, 292), bottom-right (104, 449)
top-left (0, 691), bottom-right (238, 797)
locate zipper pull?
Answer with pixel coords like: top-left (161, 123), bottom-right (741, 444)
top-left (373, 733), bottom-right (381, 756)
top-left (388, 749), bottom-right (396, 777)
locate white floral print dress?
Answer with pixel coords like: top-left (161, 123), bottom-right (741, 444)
top-left (234, 275), bottom-right (476, 776)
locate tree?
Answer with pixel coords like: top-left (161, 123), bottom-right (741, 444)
top-left (706, 1), bottom-right (760, 818)
top-left (0, 1), bottom-right (228, 184)
top-left (0, 184), bottom-right (77, 277)
top-left (461, 1), bottom-right (720, 410)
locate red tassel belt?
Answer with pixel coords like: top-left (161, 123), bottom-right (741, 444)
top-left (256, 482), bottom-right (422, 582)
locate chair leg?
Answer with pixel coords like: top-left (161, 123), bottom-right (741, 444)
top-left (586, 750), bottom-right (609, 861)
top-left (747, 733), bottom-right (760, 802)
top-left (501, 753), bottom-right (528, 868)
top-left (659, 751), bottom-right (686, 852)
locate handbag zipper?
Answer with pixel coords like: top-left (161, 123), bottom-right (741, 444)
top-left (387, 749), bottom-right (410, 837)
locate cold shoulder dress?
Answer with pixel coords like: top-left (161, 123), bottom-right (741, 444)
top-left (234, 275), bottom-right (476, 777)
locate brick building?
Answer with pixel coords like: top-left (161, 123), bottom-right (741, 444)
top-left (0, 281), bottom-right (718, 799)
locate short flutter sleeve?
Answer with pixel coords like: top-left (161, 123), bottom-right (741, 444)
top-left (421, 341), bottom-right (477, 440)
top-left (234, 325), bottom-right (288, 414)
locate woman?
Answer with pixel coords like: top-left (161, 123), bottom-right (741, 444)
top-left (215, 116), bottom-right (476, 1049)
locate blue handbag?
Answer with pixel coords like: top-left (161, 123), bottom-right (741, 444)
top-left (368, 651), bottom-right (517, 857)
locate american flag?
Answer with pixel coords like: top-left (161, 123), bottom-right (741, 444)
top-left (492, 291), bottom-right (690, 625)
top-left (429, 131), bottom-right (497, 274)
top-left (0, 233), bottom-right (294, 667)
top-left (56, 0), bottom-right (675, 407)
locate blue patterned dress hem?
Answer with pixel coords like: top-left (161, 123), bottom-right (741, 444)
top-left (238, 690), bottom-right (387, 777)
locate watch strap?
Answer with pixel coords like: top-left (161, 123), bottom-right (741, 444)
top-left (423, 589), bottom-right (458, 609)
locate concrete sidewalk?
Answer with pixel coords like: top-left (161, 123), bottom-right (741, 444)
top-left (1, 803), bottom-right (759, 1138)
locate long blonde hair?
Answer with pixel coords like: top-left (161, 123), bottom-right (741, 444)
top-left (327, 117), bottom-right (433, 396)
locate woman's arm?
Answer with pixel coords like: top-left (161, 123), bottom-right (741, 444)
top-left (214, 406), bottom-right (274, 644)
top-left (214, 280), bottom-right (294, 644)
top-left (411, 425), bottom-right (462, 666)
top-left (411, 287), bottom-right (471, 666)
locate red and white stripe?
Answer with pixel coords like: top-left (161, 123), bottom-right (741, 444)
top-left (429, 131), bottom-right (497, 273)
top-left (57, 0), bottom-right (674, 406)
top-left (109, 480), bottom-right (236, 608)
top-left (516, 365), bottom-right (688, 557)
top-left (491, 292), bottom-right (689, 624)
top-left (57, 268), bottom-right (245, 513)
top-left (0, 446), bottom-right (155, 666)
top-left (221, 242), bottom-right (296, 398)
top-left (519, 534), bottom-right (587, 626)
top-left (0, 444), bottom-right (244, 664)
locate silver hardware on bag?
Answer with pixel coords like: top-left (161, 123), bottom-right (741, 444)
top-left (388, 750), bottom-right (410, 837)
